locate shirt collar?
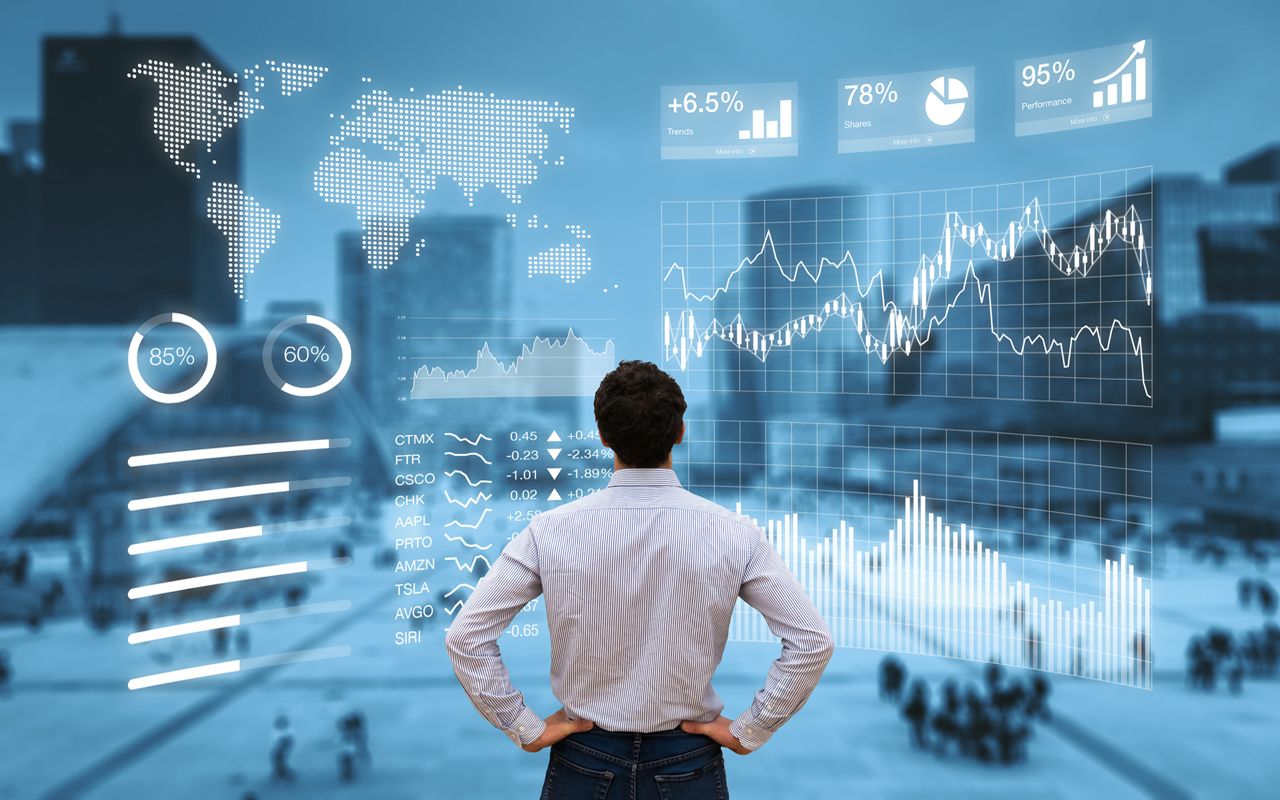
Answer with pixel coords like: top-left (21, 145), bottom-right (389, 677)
top-left (607, 468), bottom-right (682, 488)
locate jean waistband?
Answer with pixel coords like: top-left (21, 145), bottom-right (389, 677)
top-left (581, 725), bottom-right (690, 738)
top-left (558, 727), bottom-right (720, 770)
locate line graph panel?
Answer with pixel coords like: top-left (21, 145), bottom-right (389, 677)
top-left (676, 419), bottom-right (1153, 688)
top-left (661, 168), bottom-right (1153, 406)
top-left (407, 328), bottom-right (615, 399)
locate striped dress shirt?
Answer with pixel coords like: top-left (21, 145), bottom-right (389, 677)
top-left (445, 467), bottom-right (834, 751)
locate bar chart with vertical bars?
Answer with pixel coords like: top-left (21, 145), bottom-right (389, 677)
top-left (677, 420), bottom-right (1153, 688)
top-left (1092, 40), bottom-right (1148, 109)
top-left (738, 98), bottom-right (793, 141)
top-left (660, 81), bottom-right (798, 160)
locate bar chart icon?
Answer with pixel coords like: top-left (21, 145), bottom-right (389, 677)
top-left (738, 98), bottom-right (793, 141)
top-left (1092, 40), bottom-right (1147, 109)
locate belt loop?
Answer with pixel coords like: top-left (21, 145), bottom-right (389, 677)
top-left (632, 732), bottom-right (641, 761)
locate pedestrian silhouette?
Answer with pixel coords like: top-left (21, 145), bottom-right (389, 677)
top-left (901, 679), bottom-right (930, 750)
top-left (1239, 577), bottom-right (1256, 608)
top-left (336, 710), bottom-right (371, 781)
top-left (212, 626), bottom-right (229, 657)
top-left (338, 730), bottom-right (357, 782)
top-left (1227, 656), bottom-right (1244, 694)
top-left (270, 714), bottom-right (296, 782)
top-left (879, 656), bottom-right (907, 702)
top-left (930, 679), bottom-right (962, 756)
top-left (1258, 580), bottom-right (1278, 616)
top-left (1187, 635), bottom-right (1215, 691)
top-left (348, 711), bottom-right (370, 764)
top-left (13, 550), bottom-right (29, 585)
top-left (42, 579), bottom-right (64, 612)
top-left (984, 662), bottom-right (1004, 693)
top-left (0, 649), bottom-right (12, 698)
top-left (1026, 674), bottom-right (1051, 721)
top-left (963, 685), bottom-right (993, 762)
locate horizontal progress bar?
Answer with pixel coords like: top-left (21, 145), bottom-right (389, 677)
top-left (128, 515), bottom-right (351, 555)
top-left (127, 559), bottom-right (340, 599)
top-left (128, 600), bottom-right (353, 644)
top-left (128, 614), bottom-right (240, 644)
top-left (127, 476), bottom-right (351, 511)
top-left (127, 645), bottom-right (351, 690)
top-left (128, 438), bottom-right (350, 467)
top-left (127, 659), bottom-right (240, 690)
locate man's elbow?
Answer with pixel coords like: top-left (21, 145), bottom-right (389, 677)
top-left (809, 625), bottom-right (835, 666)
top-left (444, 625), bottom-right (468, 662)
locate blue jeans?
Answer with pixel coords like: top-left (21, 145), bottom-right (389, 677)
top-left (540, 727), bottom-right (729, 800)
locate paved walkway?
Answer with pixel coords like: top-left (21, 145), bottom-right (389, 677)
top-left (1, 543), bottom-right (1276, 798)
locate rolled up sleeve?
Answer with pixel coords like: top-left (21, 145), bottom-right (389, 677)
top-left (444, 528), bottom-right (546, 746)
top-left (731, 533), bottom-right (835, 751)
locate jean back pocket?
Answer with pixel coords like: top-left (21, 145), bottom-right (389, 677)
top-left (541, 752), bottom-right (615, 800)
top-left (652, 753), bottom-right (728, 800)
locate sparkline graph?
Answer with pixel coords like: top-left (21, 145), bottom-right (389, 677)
top-left (661, 169), bottom-right (1154, 406)
top-left (409, 329), bottom-right (615, 399)
top-left (677, 419), bottom-right (1153, 687)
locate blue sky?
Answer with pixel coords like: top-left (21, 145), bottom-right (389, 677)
top-left (2, 0), bottom-right (1278, 359)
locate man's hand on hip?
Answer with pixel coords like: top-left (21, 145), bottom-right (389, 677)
top-left (680, 716), bottom-right (751, 755)
top-left (522, 709), bottom-right (594, 753)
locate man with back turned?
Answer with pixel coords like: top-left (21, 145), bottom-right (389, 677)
top-left (446, 360), bottom-right (834, 799)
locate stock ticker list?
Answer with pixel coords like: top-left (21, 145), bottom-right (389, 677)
top-left (388, 427), bottom-right (613, 646)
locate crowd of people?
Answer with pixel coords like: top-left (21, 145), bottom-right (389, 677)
top-left (881, 656), bottom-right (1051, 765)
top-left (1184, 575), bottom-right (1280, 693)
top-left (1187, 623), bottom-right (1280, 692)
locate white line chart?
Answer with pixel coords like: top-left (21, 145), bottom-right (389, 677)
top-left (444, 451), bottom-right (493, 465)
top-left (444, 469), bottom-right (493, 487)
top-left (444, 508), bottom-right (493, 529)
top-left (444, 490), bottom-right (494, 509)
top-left (443, 533), bottom-right (493, 550)
top-left (445, 432), bottom-right (493, 446)
top-left (445, 555), bottom-right (493, 572)
top-left (661, 168), bottom-right (1153, 406)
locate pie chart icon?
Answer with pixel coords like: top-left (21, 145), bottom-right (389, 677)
top-left (925, 75), bottom-right (968, 127)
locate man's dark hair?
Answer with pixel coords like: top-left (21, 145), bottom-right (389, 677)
top-left (594, 360), bottom-right (687, 468)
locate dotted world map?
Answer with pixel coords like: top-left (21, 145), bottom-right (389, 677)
top-left (130, 60), bottom-right (588, 297)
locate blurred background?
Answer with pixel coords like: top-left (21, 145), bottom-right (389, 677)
top-left (1, 0), bottom-right (1279, 797)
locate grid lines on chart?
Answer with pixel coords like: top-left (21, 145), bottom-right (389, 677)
top-left (661, 168), bottom-right (1154, 407)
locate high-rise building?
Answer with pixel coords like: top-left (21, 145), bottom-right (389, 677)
top-left (1155, 154), bottom-right (1280, 327)
top-left (1154, 144), bottom-right (1280, 436)
top-left (1225, 145), bottom-right (1280, 184)
top-left (0, 121), bottom-right (42, 324)
top-left (38, 33), bottom-right (240, 324)
top-left (339, 214), bottom-right (513, 414)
